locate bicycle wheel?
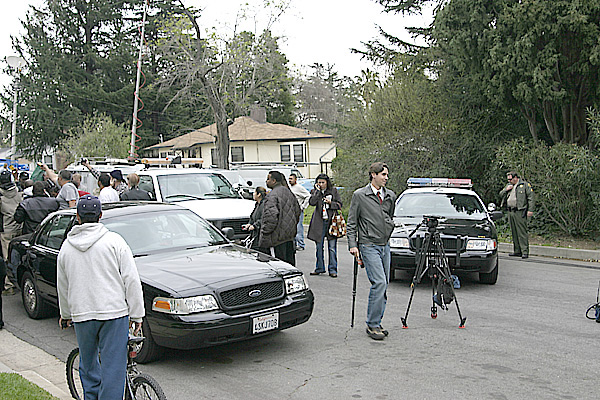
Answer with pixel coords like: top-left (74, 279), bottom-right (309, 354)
top-left (66, 347), bottom-right (84, 400)
top-left (130, 373), bottom-right (167, 400)
top-left (586, 303), bottom-right (599, 320)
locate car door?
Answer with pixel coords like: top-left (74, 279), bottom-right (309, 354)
top-left (29, 214), bottom-right (76, 304)
top-left (138, 174), bottom-right (158, 200)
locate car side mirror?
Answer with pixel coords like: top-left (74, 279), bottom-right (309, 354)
top-left (221, 227), bottom-right (235, 240)
top-left (489, 211), bottom-right (503, 221)
top-left (246, 180), bottom-right (253, 186)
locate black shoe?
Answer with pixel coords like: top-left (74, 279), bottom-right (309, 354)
top-left (366, 326), bottom-right (385, 340)
top-left (521, 254), bottom-right (529, 259)
top-left (310, 271), bottom-right (324, 276)
top-left (329, 273), bottom-right (337, 278)
top-left (509, 253), bottom-right (522, 257)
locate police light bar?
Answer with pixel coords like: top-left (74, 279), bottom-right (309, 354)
top-left (407, 177), bottom-right (472, 188)
top-left (141, 157), bottom-right (203, 166)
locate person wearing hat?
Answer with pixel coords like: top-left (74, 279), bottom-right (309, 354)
top-left (0, 170), bottom-right (23, 295)
top-left (57, 195), bottom-right (144, 400)
top-left (110, 170), bottom-right (127, 196)
top-left (17, 171), bottom-right (29, 192)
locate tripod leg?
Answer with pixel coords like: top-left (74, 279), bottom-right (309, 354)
top-left (453, 294), bottom-right (467, 328)
top-left (430, 277), bottom-right (437, 319)
top-left (400, 281), bottom-right (417, 328)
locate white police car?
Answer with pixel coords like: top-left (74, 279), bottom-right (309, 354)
top-left (390, 178), bottom-right (503, 284)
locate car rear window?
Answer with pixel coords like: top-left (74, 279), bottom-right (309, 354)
top-left (394, 192), bottom-right (486, 219)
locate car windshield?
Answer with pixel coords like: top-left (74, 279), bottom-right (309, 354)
top-left (394, 192), bottom-right (486, 219)
top-left (102, 209), bottom-right (228, 255)
top-left (158, 173), bottom-right (238, 200)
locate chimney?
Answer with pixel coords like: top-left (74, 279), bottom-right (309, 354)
top-left (250, 106), bottom-right (267, 124)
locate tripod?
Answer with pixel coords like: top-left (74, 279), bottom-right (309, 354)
top-left (400, 215), bottom-right (467, 328)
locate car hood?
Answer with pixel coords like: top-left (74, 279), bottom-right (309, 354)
top-left (135, 244), bottom-right (298, 296)
top-left (393, 216), bottom-right (495, 238)
top-left (176, 198), bottom-right (255, 220)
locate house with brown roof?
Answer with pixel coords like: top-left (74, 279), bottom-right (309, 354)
top-left (143, 113), bottom-right (336, 178)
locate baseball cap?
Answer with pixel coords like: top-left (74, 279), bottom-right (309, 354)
top-left (110, 170), bottom-right (124, 181)
top-left (0, 170), bottom-right (12, 185)
top-left (77, 195), bottom-right (102, 219)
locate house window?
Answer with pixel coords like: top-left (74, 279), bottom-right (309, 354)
top-left (280, 142), bottom-right (306, 163)
top-left (211, 148), bottom-right (217, 166)
top-left (231, 146), bottom-right (244, 162)
top-left (280, 145), bottom-right (291, 162)
top-left (293, 144), bottom-right (305, 163)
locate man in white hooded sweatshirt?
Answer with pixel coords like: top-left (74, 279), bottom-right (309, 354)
top-left (57, 195), bottom-right (144, 400)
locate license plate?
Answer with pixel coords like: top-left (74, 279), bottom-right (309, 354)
top-left (252, 312), bottom-right (279, 334)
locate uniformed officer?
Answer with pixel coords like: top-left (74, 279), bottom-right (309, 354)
top-left (500, 171), bottom-right (535, 259)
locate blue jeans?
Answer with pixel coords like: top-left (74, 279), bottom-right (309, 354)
top-left (295, 210), bottom-right (305, 249)
top-left (315, 222), bottom-right (338, 274)
top-left (74, 316), bottom-right (129, 400)
top-left (360, 243), bottom-right (391, 328)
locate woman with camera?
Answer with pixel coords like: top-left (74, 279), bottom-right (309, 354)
top-left (242, 186), bottom-right (269, 254)
top-left (308, 174), bottom-right (342, 277)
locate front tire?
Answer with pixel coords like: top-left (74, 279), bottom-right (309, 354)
top-left (66, 347), bottom-right (83, 400)
top-left (21, 271), bottom-right (52, 319)
top-left (133, 319), bottom-right (164, 364)
top-left (130, 373), bottom-right (167, 400)
top-left (479, 259), bottom-right (498, 284)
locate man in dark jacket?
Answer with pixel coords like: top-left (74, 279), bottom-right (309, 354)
top-left (14, 181), bottom-right (61, 234)
top-left (120, 173), bottom-right (151, 200)
top-left (259, 171), bottom-right (301, 265)
top-left (347, 162), bottom-right (396, 341)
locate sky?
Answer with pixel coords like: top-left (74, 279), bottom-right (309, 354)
top-left (0, 0), bottom-right (432, 90)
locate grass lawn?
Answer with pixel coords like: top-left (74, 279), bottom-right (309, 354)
top-left (0, 373), bottom-right (58, 400)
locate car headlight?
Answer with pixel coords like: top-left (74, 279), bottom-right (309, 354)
top-left (390, 237), bottom-right (410, 248)
top-left (466, 238), bottom-right (497, 251)
top-left (152, 295), bottom-right (220, 314)
top-left (285, 275), bottom-right (309, 295)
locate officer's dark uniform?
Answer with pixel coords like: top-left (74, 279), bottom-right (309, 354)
top-left (500, 179), bottom-right (535, 257)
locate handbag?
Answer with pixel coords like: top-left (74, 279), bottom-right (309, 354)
top-left (328, 210), bottom-right (347, 238)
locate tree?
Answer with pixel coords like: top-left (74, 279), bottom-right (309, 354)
top-left (373, 0), bottom-right (600, 146)
top-left (293, 63), bottom-right (362, 134)
top-left (62, 113), bottom-right (130, 162)
top-left (333, 69), bottom-right (456, 197)
top-left (155, 0), bottom-right (294, 169)
top-left (7, 0), bottom-right (182, 157)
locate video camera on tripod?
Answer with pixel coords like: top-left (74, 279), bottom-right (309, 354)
top-left (401, 215), bottom-right (467, 328)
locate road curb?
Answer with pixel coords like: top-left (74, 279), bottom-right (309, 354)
top-left (0, 329), bottom-right (71, 400)
top-left (498, 242), bottom-right (600, 262)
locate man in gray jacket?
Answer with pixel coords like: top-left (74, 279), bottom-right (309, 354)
top-left (259, 171), bottom-right (301, 265)
top-left (347, 162), bottom-right (396, 341)
top-left (0, 170), bottom-right (23, 294)
top-left (57, 195), bottom-right (144, 399)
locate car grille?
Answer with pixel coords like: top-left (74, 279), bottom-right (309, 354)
top-left (219, 281), bottom-right (285, 309)
top-left (209, 218), bottom-right (249, 236)
top-left (410, 236), bottom-right (464, 253)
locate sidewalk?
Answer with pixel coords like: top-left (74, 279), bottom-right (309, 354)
top-left (498, 242), bottom-right (600, 262)
top-left (0, 329), bottom-right (71, 399)
top-left (1, 242), bottom-right (598, 398)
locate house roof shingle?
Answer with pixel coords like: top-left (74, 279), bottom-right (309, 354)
top-left (145, 116), bottom-right (332, 150)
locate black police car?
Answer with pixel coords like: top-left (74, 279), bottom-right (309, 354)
top-left (8, 202), bottom-right (314, 362)
top-left (390, 178), bottom-right (503, 284)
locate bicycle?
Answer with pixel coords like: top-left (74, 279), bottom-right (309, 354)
top-left (66, 334), bottom-right (167, 400)
top-left (585, 280), bottom-right (600, 323)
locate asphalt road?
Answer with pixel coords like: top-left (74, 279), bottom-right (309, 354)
top-left (3, 238), bottom-right (600, 399)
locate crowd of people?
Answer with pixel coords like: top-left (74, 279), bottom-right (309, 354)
top-left (0, 163), bottom-right (152, 305)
